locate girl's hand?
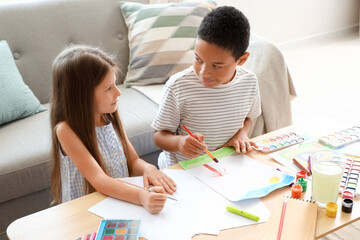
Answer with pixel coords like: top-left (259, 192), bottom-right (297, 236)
top-left (139, 186), bottom-right (167, 214)
top-left (221, 132), bottom-right (257, 154)
top-left (179, 133), bottom-right (206, 158)
top-left (143, 164), bottom-right (176, 194)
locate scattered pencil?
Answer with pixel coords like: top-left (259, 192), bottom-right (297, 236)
top-left (182, 124), bottom-right (219, 163)
top-left (276, 168), bottom-right (312, 181)
top-left (292, 158), bottom-right (311, 176)
top-left (277, 199), bottom-right (287, 240)
top-left (89, 232), bottom-right (97, 240)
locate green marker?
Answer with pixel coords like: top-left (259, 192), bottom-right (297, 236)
top-left (226, 206), bottom-right (260, 222)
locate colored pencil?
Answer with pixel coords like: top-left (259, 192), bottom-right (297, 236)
top-left (292, 158), bottom-right (311, 176)
top-left (277, 199), bottom-right (287, 240)
top-left (89, 232), bottom-right (97, 240)
top-left (116, 178), bottom-right (177, 201)
top-left (276, 168), bottom-right (312, 181)
top-left (182, 124), bottom-right (219, 163)
top-left (308, 156), bottom-right (312, 174)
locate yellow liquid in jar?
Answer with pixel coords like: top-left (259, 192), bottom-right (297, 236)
top-left (312, 161), bottom-right (344, 204)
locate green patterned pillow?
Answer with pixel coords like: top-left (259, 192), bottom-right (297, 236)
top-left (0, 40), bottom-right (46, 125)
top-left (119, 1), bottom-right (217, 87)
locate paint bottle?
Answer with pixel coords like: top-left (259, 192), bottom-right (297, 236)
top-left (326, 202), bottom-right (338, 218)
top-left (291, 184), bottom-right (302, 198)
top-left (342, 190), bottom-right (354, 199)
top-left (296, 170), bottom-right (306, 182)
top-left (297, 178), bottom-right (307, 192)
top-left (342, 198), bottom-right (354, 213)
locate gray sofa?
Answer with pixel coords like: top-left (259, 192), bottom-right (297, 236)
top-left (0, 0), bottom-right (295, 238)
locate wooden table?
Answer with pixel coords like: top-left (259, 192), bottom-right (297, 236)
top-left (7, 126), bottom-right (360, 240)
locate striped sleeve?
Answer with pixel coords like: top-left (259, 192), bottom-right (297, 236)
top-left (247, 79), bottom-right (261, 119)
top-left (151, 84), bottom-right (181, 133)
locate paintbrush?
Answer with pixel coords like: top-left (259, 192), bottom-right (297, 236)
top-left (116, 178), bottom-right (177, 201)
top-left (182, 124), bottom-right (219, 163)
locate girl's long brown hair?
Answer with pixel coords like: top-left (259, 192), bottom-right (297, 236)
top-left (50, 45), bottom-right (131, 204)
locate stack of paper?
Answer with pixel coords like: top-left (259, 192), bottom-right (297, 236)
top-left (88, 169), bottom-right (271, 239)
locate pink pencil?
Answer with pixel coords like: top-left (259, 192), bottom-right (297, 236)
top-left (277, 199), bottom-right (287, 240)
top-left (89, 232), bottom-right (96, 240)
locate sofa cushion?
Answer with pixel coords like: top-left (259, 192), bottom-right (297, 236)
top-left (0, 106), bottom-right (51, 203)
top-left (0, 86), bottom-right (159, 203)
top-left (117, 85), bottom-right (160, 156)
top-left (0, 41), bottom-right (46, 125)
top-left (119, 0), bottom-right (216, 87)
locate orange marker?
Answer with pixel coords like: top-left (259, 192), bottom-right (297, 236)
top-left (182, 124), bottom-right (218, 163)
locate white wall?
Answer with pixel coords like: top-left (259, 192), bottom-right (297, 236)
top-left (216, 0), bottom-right (359, 46)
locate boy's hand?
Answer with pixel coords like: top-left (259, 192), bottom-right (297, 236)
top-left (139, 186), bottom-right (167, 214)
top-left (221, 132), bottom-right (257, 154)
top-left (143, 164), bottom-right (176, 194)
top-left (179, 133), bottom-right (207, 158)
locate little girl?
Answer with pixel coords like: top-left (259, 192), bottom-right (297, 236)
top-left (50, 45), bottom-right (176, 214)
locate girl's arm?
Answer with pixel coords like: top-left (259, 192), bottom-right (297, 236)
top-left (122, 131), bottom-right (177, 194)
top-left (56, 121), bottom-right (167, 214)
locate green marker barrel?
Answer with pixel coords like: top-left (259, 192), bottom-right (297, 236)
top-left (226, 206), bottom-right (260, 222)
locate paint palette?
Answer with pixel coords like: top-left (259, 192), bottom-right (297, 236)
top-left (339, 155), bottom-right (360, 198)
top-left (95, 219), bottom-right (141, 240)
top-left (319, 126), bottom-right (360, 149)
top-left (255, 132), bottom-right (305, 153)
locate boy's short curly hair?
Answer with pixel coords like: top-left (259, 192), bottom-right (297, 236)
top-left (197, 6), bottom-right (250, 60)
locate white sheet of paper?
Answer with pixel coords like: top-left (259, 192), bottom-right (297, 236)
top-left (336, 141), bottom-right (360, 156)
top-left (269, 144), bottom-right (305, 173)
top-left (88, 169), bottom-right (270, 240)
top-left (186, 154), bottom-right (293, 201)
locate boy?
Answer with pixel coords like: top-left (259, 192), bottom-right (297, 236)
top-left (152, 6), bottom-right (261, 169)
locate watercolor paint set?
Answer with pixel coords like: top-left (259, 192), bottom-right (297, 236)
top-left (319, 126), bottom-right (360, 149)
top-left (255, 132), bottom-right (305, 153)
top-left (95, 219), bottom-right (141, 240)
top-left (340, 155), bottom-right (360, 198)
top-left (339, 155), bottom-right (360, 198)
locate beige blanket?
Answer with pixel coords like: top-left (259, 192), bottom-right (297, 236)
top-left (132, 34), bottom-right (296, 138)
top-left (244, 34), bottom-right (297, 137)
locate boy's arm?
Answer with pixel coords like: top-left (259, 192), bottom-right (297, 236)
top-left (154, 130), bottom-right (207, 159)
top-left (221, 117), bottom-right (256, 153)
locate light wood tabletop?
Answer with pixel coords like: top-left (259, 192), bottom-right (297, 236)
top-left (7, 126), bottom-right (360, 240)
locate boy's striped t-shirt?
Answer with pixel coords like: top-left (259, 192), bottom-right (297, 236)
top-left (152, 66), bottom-right (261, 168)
